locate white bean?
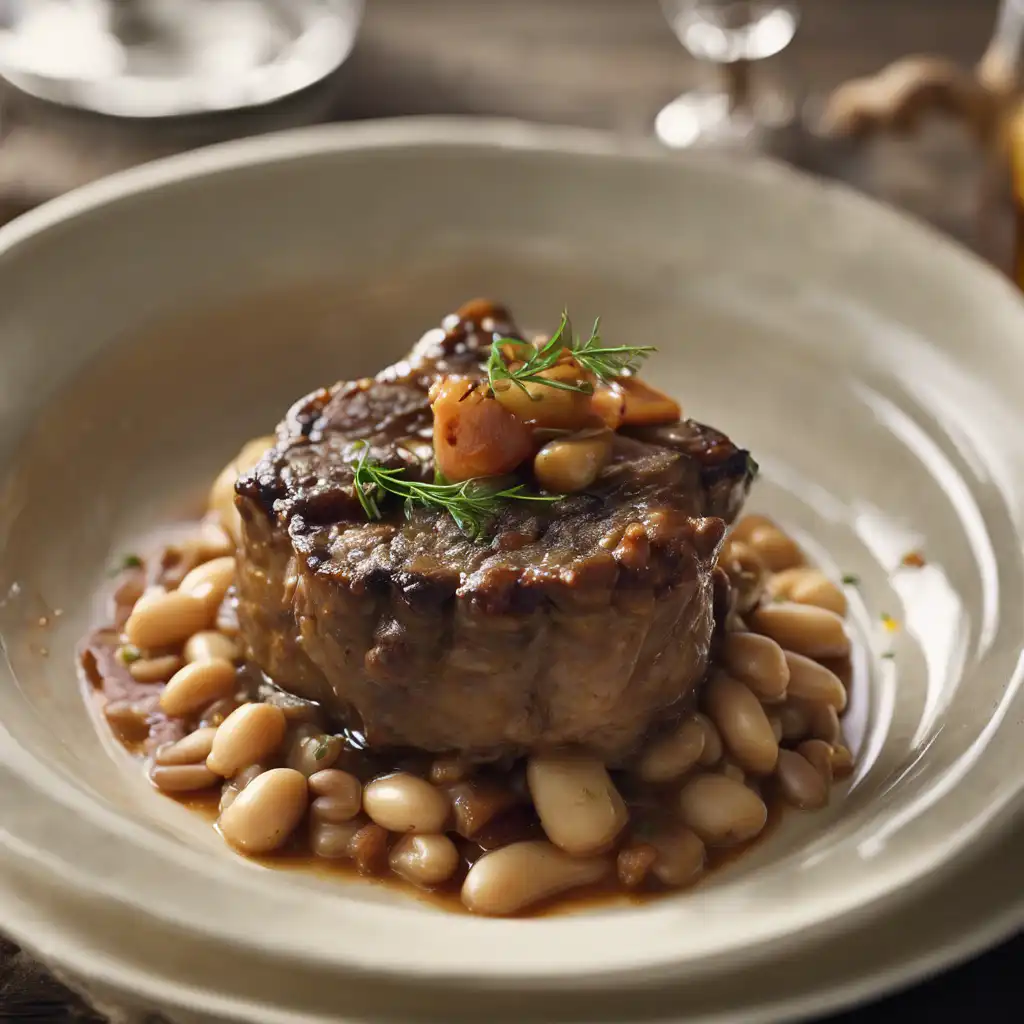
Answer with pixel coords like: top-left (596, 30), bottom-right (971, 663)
top-left (209, 462), bottom-right (242, 541)
top-left (129, 654), bottom-right (183, 684)
top-left (195, 521), bottom-right (234, 559)
top-left (461, 841), bottom-right (609, 916)
top-left (124, 589), bottom-right (213, 649)
top-left (429, 755), bottom-right (471, 786)
top-left (729, 514), bottom-right (776, 542)
top-left (159, 658), bottom-right (237, 717)
top-left (776, 749), bottom-right (829, 810)
top-left (650, 827), bottom-right (706, 888)
top-left (749, 602), bottom-right (851, 659)
top-left (310, 818), bottom-right (365, 859)
top-left (219, 763), bottom-right (264, 813)
top-left (636, 716), bottom-right (705, 782)
top-left (309, 769), bottom-right (362, 823)
top-left (167, 524), bottom-right (234, 576)
top-left (695, 713), bottom-right (723, 765)
top-left (311, 795), bottom-right (361, 826)
top-left (287, 731), bottom-right (343, 777)
top-left (309, 768), bottom-right (362, 800)
top-left (179, 557), bottom-right (235, 612)
top-left (154, 727), bottom-right (218, 766)
top-left (678, 774), bottom-right (768, 846)
top-left (149, 762), bottom-right (219, 793)
top-left (532, 429), bottom-right (613, 493)
top-left (797, 739), bottom-right (835, 784)
top-left (347, 822), bottom-right (390, 874)
top-left (807, 702), bottom-right (842, 745)
top-left (777, 701), bottom-right (811, 742)
top-left (719, 537), bottom-right (767, 613)
top-left (183, 630), bottom-right (239, 664)
top-left (747, 524), bottom-right (804, 572)
top-left (207, 703), bottom-right (287, 777)
top-left (831, 744), bottom-right (855, 778)
top-left (767, 568), bottom-right (847, 616)
top-left (363, 773), bottom-right (449, 834)
top-left (209, 436), bottom-right (275, 544)
top-left (784, 652), bottom-right (847, 711)
top-left (389, 834), bottom-right (460, 887)
top-left (199, 697), bottom-right (241, 729)
top-left (721, 631), bottom-right (789, 701)
top-left (705, 674), bottom-right (779, 774)
top-left (219, 767), bottom-right (308, 854)
top-left (527, 754), bottom-right (628, 856)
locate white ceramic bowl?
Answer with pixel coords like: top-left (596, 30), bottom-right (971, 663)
top-left (0, 119), bottom-right (1022, 1023)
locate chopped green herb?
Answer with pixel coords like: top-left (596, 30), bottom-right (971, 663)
top-left (746, 454), bottom-right (760, 480)
top-left (312, 737), bottom-right (330, 760)
top-left (352, 441), bottom-right (563, 540)
top-left (118, 644), bottom-right (141, 665)
top-left (569, 318), bottom-right (656, 381)
top-left (487, 311), bottom-right (655, 398)
top-left (841, 573), bottom-right (860, 586)
top-left (881, 651), bottom-right (896, 660)
top-left (109, 553), bottom-right (143, 576)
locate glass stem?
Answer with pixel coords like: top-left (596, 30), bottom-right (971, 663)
top-left (720, 58), bottom-right (752, 114)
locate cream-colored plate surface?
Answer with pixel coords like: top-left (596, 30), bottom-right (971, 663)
top-left (3, 796), bottom-right (1020, 1023)
top-left (0, 118), bottom-right (1022, 1021)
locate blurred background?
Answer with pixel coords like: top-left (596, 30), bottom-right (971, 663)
top-left (0, 0), bottom-right (1016, 267)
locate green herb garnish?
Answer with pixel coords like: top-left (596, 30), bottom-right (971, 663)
top-left (881, 651), bottom-right (896, 660)
top-left (841, 573), bottom-right (860, 586)
top-left (109, 553), bottom-right (143, 576)
top-left (312, 737), bottom-right (330, 760)
top-left (118, 644), bottom-right (141, 665)
top-left (487, 311), bottom-right (655, 398)
top-left (352, 442), bottom-right (563, 540)
top-left (746, 454), bottom-right (760, 480)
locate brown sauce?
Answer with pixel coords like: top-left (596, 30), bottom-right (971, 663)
top-left (81, 522), bottom-right (857, 917)
top-left (171, 779), bottom-right (787, 918)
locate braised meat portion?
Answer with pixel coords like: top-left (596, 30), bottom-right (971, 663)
top-left (235, 302), bottom-right (753, 763)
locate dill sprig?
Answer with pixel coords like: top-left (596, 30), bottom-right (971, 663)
top-left (351, 442), bottom-right (563, 540)
top-left (486, 313), bottom-right (578, 394)
top-left (486, 312), bottom-right (655, 398)
top-left (573, 318), bottom-right (657, 380)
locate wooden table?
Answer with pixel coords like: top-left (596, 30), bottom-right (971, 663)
top-left (0, 1), bottom-right (1019, 1020)
top-left (0, 0), bottom-right (1014, 261)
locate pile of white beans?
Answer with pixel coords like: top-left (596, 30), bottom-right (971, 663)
top-left (99, 436), bottom-right (857, 917)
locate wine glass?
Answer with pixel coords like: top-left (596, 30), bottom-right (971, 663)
top-left (655, 0), bottom-right (800, 149)
top-left (0, 0), bottom-right (363, 118)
